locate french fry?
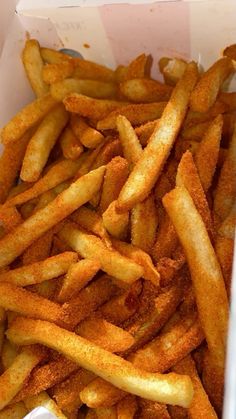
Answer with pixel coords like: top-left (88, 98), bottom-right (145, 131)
top-left (190, 57), bottom-right (234, 112)
top-left (1, 94), bottom-right (58, 145)
top-left (41, 47), bottom-right (71, 64)
top-left (194, 114), bottom-right (223, 192)
top-left (163, 186), bottom-right (229, 371)
top-left (57, 259), bottom-right (101, 302)
top-left (202, 350), bottom-right (224, 415)
top-left (135, 119), bottom-right (159, 146)
top-left (131, 193), bottom-right (158, 254)
top-left (172, 355), bottom-right (218, 419)
top-left (223, 43), bottom-right (236, 61)
top-left (51, 78), bottom-right (117, 101)
top-left (218, 91), bottom-right (236, 112)
top-left (95, 406), bottom-right (117, 419)
top-left (7, 181), bottom-right (32, 200)
top-left (21, 104), bottom-right (69, 182)
top-left (64, 94), bottom-right (127, 120)
top-left (116, 395), bottom-right (138, 419)
top-left (181, 120), bottom-right (211, 142)
top-left (116, 115), bottom-right (143, 169)
top-left (116, 62), bottom-right (198, 212)
top-left (22, 228), bottom-right (54, 265)
top-left (60, 126), bottom-right (84, 160)
top-left (43, 61), bottom-right (75, 84)
top-left (152, 214), bottom-right (179, 262)
top-left (103, 200), bottom-right (129, 240)
top-left (156, 249), bottom-right (185, 287)
top-left (159, 57), bottom-right (188, 86)
top-left (73, 58), bottom-right (115, 82)
top-left (139, 399), bottom-right (171, 419)
top-left (0, 206), bottom-right (22, 235)
top-left (22, 39), bottom-right (49, 97)
top-left (1, 339), bottom-right (18, 370)
top-left (97, 102), bottom-right (166, 130)
top-left (213, 122), bottom-right (236, 221)
top-left (0, 308), bottom-right (5, 356)
top-left (0, 345), bottom-right (45, 410)
top-left (91, 139), bottom-right (122, 171)
top-left (0, 252), bottom-right (77, 287)
top-left (86, 410), bottom-right (97, 419)
top-left (24, 391), bottom-right (67, 419)
top-left (115, 65), bottom-right (128, 83)
top-left (0, 402), bottom-right (28, 419)
top-left (71, 115), bottom-right (104, 149)
top-left (59, 223), bottom-right (143, 283)
top-left (125, 53), bottom-right (150, 80)
top-left (7, 317), bottom-right (194, 408)
top-left (120, 78), bottom-right (172, 103)
top-left (0, 166), bottom-right (105, 268)
top-left (80, 378), bottom-right (126, 409)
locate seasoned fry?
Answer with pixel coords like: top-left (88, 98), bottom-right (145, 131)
top-left (131, 193), bottom-right (158, 254)
top-left (43, 61), bottom-right (75, 84)
top-left (95, 406), bottom-right (117, 419)
top-left (71, 115), bottom-right (104, 149)
top-left (139, 399), bottom-right (171, 418)
top-left (41, 47), bottom-right (71, 64)
top-left (190, 57), bottom-right (234, 112)
top-left (181, 120), bottom-right (211, 142)
top-left (116, 115), bottom-right (143, 169)
top-left (60, 126), bottom-right (84, 160)
top-left (24, 391), bottom-right (67, 419)
top-left (116, 62), bottom-right (198, 212)
top-left (64, 94), bottom-right (126, 120)
top-left (223, 43), bottom-right (236, 60)
top-left (73, 57), bottom-right (115, 82)
top-left (125, 53), bottom-right (149, 80)
top-left (51, 78), bottom-right (117, 101)
top-left (22, 228), bottom-right (54, 266)
top-left (159, 57), bottom-right (188, 86)
top-left (120, 78), bottom-right (172, 103)
top-left (97, 102), bottom-right (166, 130)
top-left (0, 206), bottom-right (22, 235)
top-left (1, 94), bottom-right (58, 145)
top-left (0, 402), bottom-right (28, 419)
top-left (21, 104), bottom-right (69, 182)
top-left (152, 214), bottom-right (179, 262)
top-left (103, 200), bottom-right (129, 240)
top-left (1, 339), bottom-right (18, 370)
top-left (135, 119), bottom-right (159, 146)
top-left (0, 166), bottom-right (105, 267)
top-left (22, 39), bottom-right (49, 97)
top-left (59, 223), bottom-right (143, 283)
top-left (7, 317), bottom-right (194, 407)
top-left (116, 395), bottom-right (138, 419)
top-left (163, 186), bottom-right (229, 370)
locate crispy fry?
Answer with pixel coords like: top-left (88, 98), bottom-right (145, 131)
top-left (116, 115), bottom-right (142, 169)
top-left (152, 214), bottom-right (179, 262)
top-left (22, 39), bottom-right (49, 97)
top-left (159, 57), bottom-right (188, 86)
top-left (51, 78), bottom-right (117, 101)
top-left (190, 57), bottom-right (234, 112)
top-left (223, 43), bottom-right (236, 60)
top-left (135, 119), bottom-right (159, 146)
top-left (60, 126), bottom-right (84, 160)
top-left (71, 115), bottom-right (104, 149)
top-left (21, 104), bottom-right (69, 182)
top-left (57, 259), bottom-right (101, 302)
top-left (116, 62), bottom-right (198, 212)
top-left (131, 193), bottom-right (158, 254)
top-left (218, 91), bottom-right (236, 112)
top-left (202, 350), bottom-right (224, 415)
top-left (91, 139), bottom-right (122, 171)
top-left (116, 395), bottom-right (138, 419)
top-left (0, 166), bottom-right (105, 267)
top-left (24, 391), bottom-right (67, 419)
top-left (95, 406), bottom-right (117, 419)
top-left (97, 102), bottom-right (166, 130)
top-left (0, 402), bottom-right (28, 419)
top-left (139, 399), bottom-right (171, 418)
top-left (22, 228), bottom-right (54, 265)
top-left (64, 94), bottom-right (126, 120)
top-left (1, 94), bottom-right (58, 145)
top-left (1, 339), bottom-right (18, 370)
top-left (59, 223), bottom-right (143, 283)
top-left (41, 47), bottom-right (71, 64)
top-left (73, 58), bottom-right (115, 82)
top-left (181, 120), bottom-right (211, 142)
top-left (120, 79), bottom-right (172, 103)
top-left (81, 378), bottom-right (126, 409)
top-left (0, 206), bottom-right (22, 235)
top-left (163, 186), bottom-right (229, 370)
top-left (43, 61), bottom-right (75, 84)
top-left (103, 200), bottom-right (129, 240)
top-left (125, 54), bottom-right (149, 80)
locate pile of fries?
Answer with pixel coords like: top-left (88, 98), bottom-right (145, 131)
top-left (0, 38), bottom-right (235, 419)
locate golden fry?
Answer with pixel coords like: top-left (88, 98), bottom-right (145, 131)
top-left (135, 119), bottom-right (159, 146)
top-left (64, 94), bottom-right (126, 120)
top-left (0, 402), bottom-right (28, 419)
top-left (125, 53), bottom-right (149, 80)
top-left (24, 391), bottom-right (67, 419)
top-left (116, 395), bottom-right (138, 419)
top-left (51, 78), bottom-right (117, 101)
top-left (103, 200), bottom-right (129, 240)
top-left (116, 115), bottom-right (143, 169)
top-left (71, 115), bottom-right (104, 149)
top-left (223, 43), bottom-right (236, 60)
top-left (43, 61), bottom-right (75, 84)
top-left (159, 57), bottom-right (188, 86)
top-left (60, 126), bottom-right (84, 160)
top-left (120, 78), bottom-right (172, 103)
top-left (22, 39), bottom-right (49, 97)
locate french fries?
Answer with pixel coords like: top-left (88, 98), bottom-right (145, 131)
top-left (60, 126), bottom-right (84, 160)
top-left (24, 391), bottom-right (67, 419)
top-left (50, 78), bottom-right (117, 101)
top-left (159, 57), bottom-right (188, 86)
top-left (22, 39), bottom-right (49, 97)
top-left (116, 115), bottom-right (143, 169)
top-left (120, 78), bottom-right (172, 102)
top-left (71, 115), bottom-right (104, 149)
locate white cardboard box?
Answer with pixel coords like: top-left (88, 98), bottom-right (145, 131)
top-left (0, 1), bottom-right (235, 418)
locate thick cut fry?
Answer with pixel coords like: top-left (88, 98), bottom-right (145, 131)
top-left (0, 402), bottom-right (28, 419)
top-left (0, 130), bottom-right (32, 203)
top-left (172, 355), bottom-right (217, 419)
top-left (103, 200), bottom-right (129, 240)
top-left (71, 115), bottom-right (104, 149)
top-left (116, 62), bottom-right (198, 211)
top-left (57, 259), bottom-right (101, 302)
top-left (41, 47), bottom-right (71, 64)
top-left (0, 252), bottom-right (77, 286)
top-left (76, 317), bottom-right (134, 352)
top-left (59, 223), bottom-right (143, 283)
top-left (139, 399), bottom-right (171, 418)
top-left (116, 395), bottom-right (138, 419)
top-left (50, 78), bottom-right (117, 101)
top-left (152, 214), bottom-right (179, 262)
top-left (214, 123), bottom-right (236, 220)
top-left (24, 391), bottom-right (67, 419)
top-left (97, 102), bottom-right (166, 130)
top-left (0, 166), bottom-right (105, 268)
top-left (60, 126), bottom-right (84, 160)
top-left (159, 57), bottom-right (187, 86)
top-left (125, 54), bottom-right (149, 80)
top-left (116, 115), bottom-right (143, 169)
top-left (21, 105), bottom-right (68, 182)
top-left (22, 39), bottom-right (49, 97)
top-left (120, 79), bottom-right (172, 103)
top-left (131, 194), bottom-right (158, 254)
top-left (223, 43), bottom-right (236, 60)
top-left (163, 186), bottom-right (229, 370)
top-left (100, 157), bottom-right (129, 213)
top-left (43, 61), bottom-right (75, 84)
top-left (194, 115), bottom-right (223, 192)
top-left (7, 317), bottom-right (194, 408)
top-left (0, 346), bottom-right (45, 410)
top-left (71, 206), bottom-right (111, 246)
top-left (135, 119), bottom-right (158, 146)
top-left (1, 94), bottom-right (58, 145)
top-left (64, 94), bottom-right (126, 120)
top-left (190, 57), bottom-right (234, 112)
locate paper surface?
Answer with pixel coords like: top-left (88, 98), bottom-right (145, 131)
top-left (24, 407), bottom-right (57, 419)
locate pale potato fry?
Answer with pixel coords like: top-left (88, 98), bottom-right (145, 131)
top-left (159, 57), bottom-right (188, 86)
top-left (0, 402), bottom-right (28, 419)
top-left (22, 39), bottom-right (49, 97)
top-left (7, 317), bottom-right (194, 407)
top-left (1, 339), bottom-right (18, 370)
top-left (135, 119), bottom-right (159, 146)
top-left (223, 43), bottom-right (236, 60)
top-left (116, 395), bottom-right (138, 419)
top-left (64, 94), bottom-right (127, 120)
top-left (172, 355), bottom-right (217, 419)
top-left (125, 53), bottom-right (150, 80)
top-left (0, 345), bottom-right (45, 410)
top-left (43, 61), bottom-right (75, 84)
top-left (97, 102), bottom-right (166, 130)
top-left (194, 114), bottom-right (223, 192)
top-left (59, 223), bottom-right (143, 283)
top-left (116, 115), bottom-right (143, 169)
top-left (131, 193), bottom-right (158, 254)
top-left (71, 115), bottom-right (104, 149)
top-left (24, 391), bottom-right (67, 419)
top-left (103, 200), bottom-right (129, 240)
top-left (1, 94), bottom-right (58, 145)
top-left (21, 104), bottom-right (69, 182)
top-left (57, 259), bottom-right (101, 302)
top-left (41, 47), bottom-right (71, 64)
top-left (120, 78), bottom-right (172, 103)
top-left (60, 126), bottom-right (84, 160)
top-left (73, 57), bottom-right (115, 82)
top-left (163, 186), bottom-right (229, 370)
top-left (0, 251), bottom-right (77, 287)
top-left (190, 57), bottom-right (234, 112)
top-left (51, 78), bottom-right (117, 101)
top-left (0, 166), bottom-right (105, 268)
top-left (116, 62), bottom-right (198, 212)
